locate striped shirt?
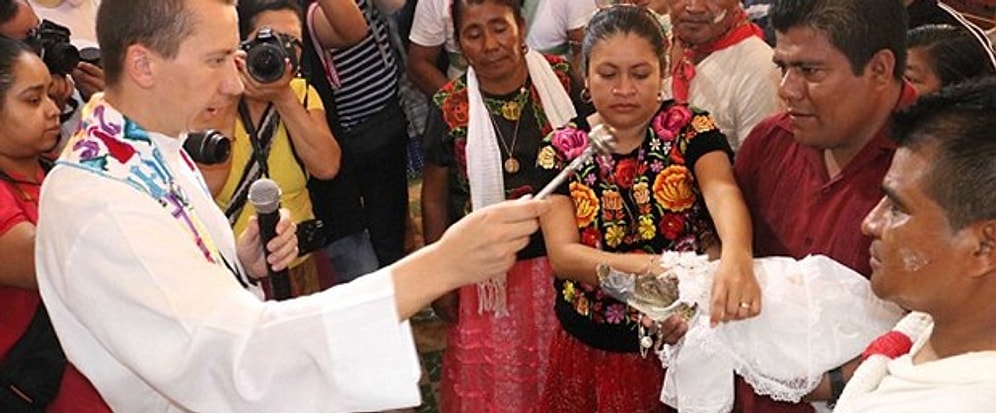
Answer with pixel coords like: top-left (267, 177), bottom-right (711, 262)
top-left (330, 0), bottom-right (400, 129)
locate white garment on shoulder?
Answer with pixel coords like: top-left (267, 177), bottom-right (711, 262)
top-left (409, 0), bottom-right (463, 78)
top-left (36, 132), bottom-right (421, 412)
top-left (656, 253), bottom-right (903, 413)
top-left (664, 36), bottom-right (781, 150)
top-left (525, 0), bottom-right (596, 54)
top-left (835, 318), bottom-right (996, 413)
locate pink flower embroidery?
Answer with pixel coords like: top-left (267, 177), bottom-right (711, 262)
top-left (552, 128), bottom-right (590, 160)
top-left (605, 303), bottom-right (627, 324)
top-left (653, 104), bottom-right (693, 140)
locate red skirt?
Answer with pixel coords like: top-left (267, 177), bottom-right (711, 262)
top-left (540, 325), bottom-right (675, 413)
top-left (440, 257), bottom-right (558, 413)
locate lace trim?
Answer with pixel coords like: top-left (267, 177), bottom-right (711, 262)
top-left (655, 253), bottom-right (905, 411)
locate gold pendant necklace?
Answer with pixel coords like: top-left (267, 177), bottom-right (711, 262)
top-left (488, 86), bottom-right (528, 174)
top-left (504, 157), bottom-right (521, 174)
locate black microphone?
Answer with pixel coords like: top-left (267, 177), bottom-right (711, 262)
top-left (183, 129), bottom-right (231, 165)
top-left (248, 178), bottom-right (291, 300)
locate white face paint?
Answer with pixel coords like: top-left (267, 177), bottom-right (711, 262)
top-left (712, 9), bottom-right (727, 24)
top-left (887, 208), bottom-right (932, 272)
top-left (898, 247), bottom-right (931, 272)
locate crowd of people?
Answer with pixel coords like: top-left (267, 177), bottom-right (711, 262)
top-left (0, 0), bottom-right (995, 412)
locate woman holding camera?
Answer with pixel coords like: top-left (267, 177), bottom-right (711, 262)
top-left (0, 36), bottom-right (109, 412)
top-left (200, 0), bottom-right (341, 299)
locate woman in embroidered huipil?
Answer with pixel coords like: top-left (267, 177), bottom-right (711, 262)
top-left (420, 0), bottom-right (584, 410)
top-left (0, 37), bottom-right (110, 412)
top-left (536, 6), bottom-right (761, 412)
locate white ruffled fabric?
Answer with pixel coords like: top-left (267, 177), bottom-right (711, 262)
top-left (655, 253), bottom-right (904, 413)
top-left (465, 49), bottom-right (576, 315)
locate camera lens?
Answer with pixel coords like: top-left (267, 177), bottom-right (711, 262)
top-left (33, 20), bottom-right (80, 75)
top-left (184, 130), bottom-right (231, 165)
top-left (246, 44), bottom-right (286, 83)
top-left (79, 47), bottom-right (101, 67)
top-left (43, 43), bottom-right (80, 75)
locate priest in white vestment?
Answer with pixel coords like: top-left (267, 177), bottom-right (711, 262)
top-left (35, 1), bottom-right (548, 412)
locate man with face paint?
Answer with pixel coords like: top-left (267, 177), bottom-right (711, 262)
top-left (665, 0), bottom-right (781, 149)
top-left (832, 76), bottom-right (996, 413)
top-left (732, 0), bottom-right (917, 411)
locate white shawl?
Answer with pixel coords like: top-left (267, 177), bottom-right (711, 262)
top-left (464, 50), bottom-right (576, 315)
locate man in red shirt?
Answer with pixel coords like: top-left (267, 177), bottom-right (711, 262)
top-left (733, 0), bottom-right (916, 411)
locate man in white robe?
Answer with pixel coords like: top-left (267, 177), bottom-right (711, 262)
top-left (34, 0), bottom-right (549, 412)
top-left (833, 77), bottom-right (996, 413)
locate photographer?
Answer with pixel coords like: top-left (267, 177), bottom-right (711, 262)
top-left (0, 0), bottom-right (104, 150)
top-left (29, 0), bottom-right (105, 102)
top-left (197, 0), bottom-right (342, 299)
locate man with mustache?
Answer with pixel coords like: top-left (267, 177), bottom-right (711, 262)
top-left (665, 0), bottom-right (780, 150)
top-left (733, 0), bottom-right (916, 411)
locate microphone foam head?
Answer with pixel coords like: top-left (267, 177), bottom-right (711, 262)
top-left (248, 178), bottom-right (281, 214)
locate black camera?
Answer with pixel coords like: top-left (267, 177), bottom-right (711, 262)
top-left (240, 27), bottom-right (300, 84)
top-left (296, 219), bottom-right (328, 256)
top-left (183, 129), bottom-right (231, 165)
top-left (26, 20), bottom-right (80, 76)
top-left (79, 46), bottom-right (101, 67)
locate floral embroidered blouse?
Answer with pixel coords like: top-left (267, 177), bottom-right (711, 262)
top-left (423, 54), bottom-right (575, 259)
top-left (538, 102), bottom-right (732, 352)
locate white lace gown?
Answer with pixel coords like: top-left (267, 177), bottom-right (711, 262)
top-left (653, 253), bottom-right (904, 413)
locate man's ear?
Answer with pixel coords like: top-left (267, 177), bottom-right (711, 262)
top-left (967, 221), bottom-right (996, 279)
top-left (124, 44), bottom-right (157, 89)
top-left (865, 49), bottom-right (897, 86)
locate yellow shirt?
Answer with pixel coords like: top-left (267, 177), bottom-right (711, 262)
top-left (215, 79), bottom-right (324, 266)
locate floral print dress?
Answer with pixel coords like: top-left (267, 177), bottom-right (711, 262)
top-left (536, 102), bottom-right (733, 413)
top-left (539, 102), bottom-right (731, 347)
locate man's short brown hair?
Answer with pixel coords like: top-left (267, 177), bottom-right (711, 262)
top-left (97, 0), bottom-right (236, 87)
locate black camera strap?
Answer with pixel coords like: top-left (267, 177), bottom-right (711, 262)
top-left (223, 99), bottom-right (281, 226)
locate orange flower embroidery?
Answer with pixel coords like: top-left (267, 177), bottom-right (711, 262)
top-left (571, 182), bottom-right (600, 228)
top-left (632, 181), bottom-right (651, 205)
top-left (576, 295), bottom-right (590, 316)
top-left (442, 92), bottom-right (469, 129)
top-left (653, 165), bottom-right (696, 212)
top-left (690, 114), bottom-right (716, 134)
top-left (601, 189), bottom-right (623, 220)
